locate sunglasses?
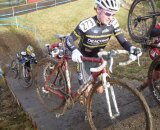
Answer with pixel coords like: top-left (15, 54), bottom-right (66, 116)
top-left (105, 12), bottom-right (115, 16)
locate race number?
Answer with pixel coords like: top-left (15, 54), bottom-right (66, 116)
top-left (79, 18), bottom-right (96, 32)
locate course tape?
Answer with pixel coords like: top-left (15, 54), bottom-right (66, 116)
top-left (0, 0), bottom-right (72, 18)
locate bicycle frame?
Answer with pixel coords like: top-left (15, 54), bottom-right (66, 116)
top-left (43, 34), bottom-right (139, 119)
top-left (136, 12), bottom-right (160, 21)
top-left (44, 54), bottom-right (120, 119)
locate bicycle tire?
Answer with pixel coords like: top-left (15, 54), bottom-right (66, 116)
top-left (86, 78), bottom-right (152, 130)
top-left (148, 56), bottom-right (160, 104)
top-left (34, 57), bottom-right (68, 112)
top-left (25, 67), bottom-right (33, 87)
top-left (10, 59), bottom-right (19, 79)
top-left (18, 66), bottom-right (33, 88)
top-left (128, 0), bottom-right (157, 43)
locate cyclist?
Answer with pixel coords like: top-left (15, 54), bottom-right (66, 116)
top-left (16, 45), bottom-right (37, 81)
top-left (65, 0), bottom-right (142, 104)
top-left (138, 23), bottom-right (160, 91)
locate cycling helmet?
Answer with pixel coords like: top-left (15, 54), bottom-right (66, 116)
top-left (95, 0), bottom-right (120, 11)
top-left (26, 45), bottom-right (34, 55)
top-left (149, 46), bottom-right (160, 60)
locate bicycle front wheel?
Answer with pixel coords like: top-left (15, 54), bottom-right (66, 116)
top-left (87, 78), bottom-right (152, 130)
top-left (128, 0), bottom-right (156, 43)
top-left (18, 66), bottom-right (33, 88)
top-left (148, 56), bottom-right (160, 104)
top-left (35, 58), bottom-right (68, 112)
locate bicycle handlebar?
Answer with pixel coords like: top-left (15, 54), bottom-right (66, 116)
top-left (97, 49), bottom-right (141, 72)
top-left (48, 41), bottom-right (141, 72)
top-left (84, 50), bottom-right (132, 73)
top-left (119, 59), bottom-right (133, 66)
top-left (90, 61), bottom-right (107, 73)
top-left (81, 56), bottom-right (107, 72)
top-left (97, 49), bottom-right (128, 58)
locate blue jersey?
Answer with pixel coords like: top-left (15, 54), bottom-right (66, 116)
top-left (16, 51), bottom-right (37, 65)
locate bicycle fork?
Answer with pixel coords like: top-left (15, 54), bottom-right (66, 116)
top-left (102, 73), bottom-right (120, 119)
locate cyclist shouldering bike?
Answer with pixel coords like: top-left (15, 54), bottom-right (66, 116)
top-left (138, 23), bottom-right (160, 91)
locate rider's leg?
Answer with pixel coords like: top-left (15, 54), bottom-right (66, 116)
top-left (96, 84), bottom-right (104, 93)
top-left (138, 68), bottom-right (160, 91)
top-left (138, 79), bottom-right (150, 92)
top-left (153, 69), bottom-right (160, 90)
top-left (24, 61), bottom-right (31, 80)
top-left (77, 63), bottom-right (88, 105)
top-left (77, 61), bottom-right (104, 104)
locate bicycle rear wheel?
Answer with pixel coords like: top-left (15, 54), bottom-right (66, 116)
top-left (87, 78), bottom-right (152, 130)
top-left (35, 58), bottom-right (68, 112)
top-left (128, 0), bottom-right (156, 43)
top-left (148, 56), bottom-right (160, 104)
top-left (10, 59), bottom-right (19, 79)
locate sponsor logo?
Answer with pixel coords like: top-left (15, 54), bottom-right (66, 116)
top-left (87, 38), bottom-right (109, 45)
top-left (114, 28), bottom-right (121, 33)
top-left (102, 28), bottom-right (109, 33)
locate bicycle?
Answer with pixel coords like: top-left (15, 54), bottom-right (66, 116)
top-left (10, 56), bottom-right (34, 88)
top-left (34, 34), bottom-right (152, 130)
top-left (128, 0), bottom-right (160, 43)
top-left (128, 0), bottom-right (160, 104)
top-left (137, 37), bottom-right (160, 104)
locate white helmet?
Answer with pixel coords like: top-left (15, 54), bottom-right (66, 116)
top-left (95, 0), bottom-right (120, 11)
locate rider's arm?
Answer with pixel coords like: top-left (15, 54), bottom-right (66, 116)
top-left (112, 18), bottom-right (132, 51)
top-left (31, 53), bottom-right (38, 64)
top-left (17, 51), bottom-right (26, 59)
top-left (33, 58), bottom-right (38, 64)
top-left (65, 23), bottom-right (84, 52)
top-left (112, 19), bottom-right (142, 60)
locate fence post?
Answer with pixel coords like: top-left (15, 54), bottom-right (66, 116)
top-left (12, 7), bottom-right (15, 17)
top-left (36, 2), bottom-right (38, 11)
top-left (15, 17), bottom-right (18, 29)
